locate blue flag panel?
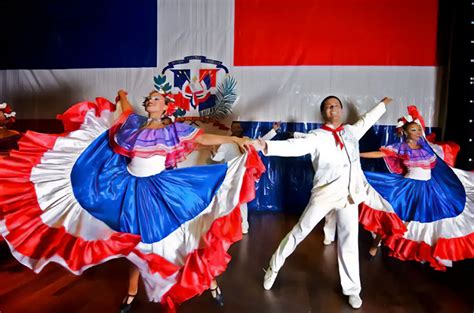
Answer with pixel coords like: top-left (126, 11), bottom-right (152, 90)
top-left (1, 0), bottom-right (157, 69)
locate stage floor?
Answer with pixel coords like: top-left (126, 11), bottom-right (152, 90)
top-left (0, 212), bottom-right (473, 313)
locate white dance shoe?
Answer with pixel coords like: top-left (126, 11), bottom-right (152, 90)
top-left (348, 294), bottom-right (363, 309)
top-left (263, 266), bottom-right (278, 290)
top-left (323, 237), bottom-right (334, 245)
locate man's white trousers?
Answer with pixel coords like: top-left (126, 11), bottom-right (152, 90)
top-left (268, 197), bottom-right (361, 296)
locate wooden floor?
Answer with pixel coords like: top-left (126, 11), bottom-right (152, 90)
top-left (0, 212), bottom-right (473, 313)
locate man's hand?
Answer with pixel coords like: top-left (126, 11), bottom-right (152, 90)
top-left (381, 97), bottom-right (393, 105)
top-left (203, 145), bottom-right (218, 156)
top-left (252, 138), bottom-right (267, 152)
top-left (209, 145), bottom-right (218, 155)
top-left (272, 121), bottom-right (281, 131)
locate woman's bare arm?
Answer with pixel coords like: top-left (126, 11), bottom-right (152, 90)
top-left (195, 134), bottom-right (250, 151)
top-left (117, 90), bottom-right (134, 113)
top-left (360, 151), bottom-right (386, 158)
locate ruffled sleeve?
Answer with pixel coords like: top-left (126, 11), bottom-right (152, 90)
top-left (163, 122), bottom-right (203, 168)
top-left (380, 143), bottom-right (407, 174)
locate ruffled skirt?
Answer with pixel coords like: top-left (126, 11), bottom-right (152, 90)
top-left (359, 156), bottom-right (474, 270)
top-left (0, 99), bottom-right (264, 309)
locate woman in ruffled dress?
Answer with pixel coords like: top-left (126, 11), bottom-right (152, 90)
top-left (359, 106), bottom-right (474, 270)
top-left (0, 89), bottom-right (264, 312)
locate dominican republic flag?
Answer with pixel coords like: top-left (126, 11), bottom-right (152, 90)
top-left (1, 0), bottom-right (438, 127)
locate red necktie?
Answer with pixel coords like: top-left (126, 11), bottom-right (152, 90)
top-left (321, 124), bottom-right (345, 150)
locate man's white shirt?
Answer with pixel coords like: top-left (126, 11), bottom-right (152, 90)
top-left (264, 102), bottom-right (386, 205)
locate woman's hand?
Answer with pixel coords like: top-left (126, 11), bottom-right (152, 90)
top-left (232, 136), bottom-right (252, 151)
top-left (117, 89), bottom-right (128, 99)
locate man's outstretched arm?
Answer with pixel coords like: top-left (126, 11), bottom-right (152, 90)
top-left (351, 97), bottom-right (393, 140)
top-left (253, 135), bottom-right (317, 157)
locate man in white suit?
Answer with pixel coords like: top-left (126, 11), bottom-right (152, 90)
top-left (253, 95), bottom-right (392, 309)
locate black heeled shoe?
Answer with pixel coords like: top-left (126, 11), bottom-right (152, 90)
top-left (119, 293), bottom-right (137, 313)
top-left (210, 286), bottom-right (224, 307)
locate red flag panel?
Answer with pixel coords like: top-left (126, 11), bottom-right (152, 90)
top-left (234, 0), bottom-right (438, 66)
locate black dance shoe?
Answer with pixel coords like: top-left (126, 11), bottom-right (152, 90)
top-left (119, 293), bottom-right (137, 313)
top-left (210, 286), bottom-right (224, 307)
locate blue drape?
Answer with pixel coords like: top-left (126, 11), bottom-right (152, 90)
top-left (240, 121), bottom-right (440, 213)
